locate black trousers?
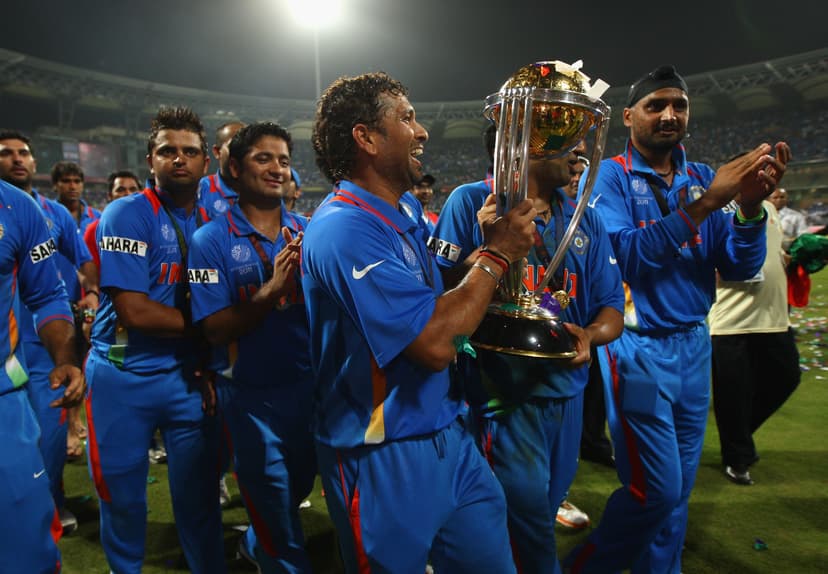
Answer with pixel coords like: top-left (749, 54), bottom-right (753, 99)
top-left (711, 328), bottom-right (801, 468)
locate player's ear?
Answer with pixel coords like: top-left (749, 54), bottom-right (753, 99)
top-left (352, 124), bottom-right (378, 157)
top-left (229, 157), bottom-right (241, 180)
top-left (145, 154), bottom-right (154, 175)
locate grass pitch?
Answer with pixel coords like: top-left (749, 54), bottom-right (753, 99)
top-left (59, 271), bottom-right (828, 573)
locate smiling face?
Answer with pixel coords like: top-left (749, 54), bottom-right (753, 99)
top-left (147, 129), bottom-right (209, 194)
top-left (230, 134), bottom-right (291, 203)
top-left (373, 92), bottom-right (428, 192)
top-left (624, 87), bottom-right (689, 152)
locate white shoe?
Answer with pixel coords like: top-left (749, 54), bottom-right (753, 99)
top-left (59, 507), bottom-right (78, 535)
top-left (219, 476), bottom-right (231, 507)
top-left (148, 445), bottom-right (167, 464)
top-left (556, 500), bottom-right (590, 529)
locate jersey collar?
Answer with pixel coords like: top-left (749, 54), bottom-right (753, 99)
top-left (336, 180), bottom-right (418, 235)
top-left (625, 140), bottom-right (689, 181)
top-left (226, 200), bottom-right (301, 239)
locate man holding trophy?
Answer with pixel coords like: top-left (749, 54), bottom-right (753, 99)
top-left (431, 60), bottom-right (624, 572)
top-left (564, 65), bottom-right (791, 573)
top-left (303, 71), bottom-right (537, 574)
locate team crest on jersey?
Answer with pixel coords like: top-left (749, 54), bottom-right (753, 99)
top-left (402, 240), bottom-right (419, 269)
top-left (29, 238), bottom-right (57, 263)
top-left (571, 229), bottom-right (590, 255)
top-left (161, 224), bottom-right (175, 242)
top-left (100, 236), bottom-right (148, 257)
top-left (187, 268), bottom-right (219, 284)
top-left (688, 185), bottom-right (705, 202)
top-left (213, 199), bottom-right (228, 213)
top-left (632, 177), bottom-right (648, 195)
top-left (232, 244), bottom-right (251, 262)
top-left (0, 223), bottom-right (4, 240)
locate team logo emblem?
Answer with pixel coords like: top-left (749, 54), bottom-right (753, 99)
top-left (632, 178), bottom-right (648, 195)
top-left (572, 229), bottom-right (590, 255)
top-left (213, 199), bottom-right (228, 213)
top-left (232, 244), bottom-right (251, 262)
top-left (161, 224), bottom-right (175, 242)
top-left (688, 185), bottom-right (705, 203)
top-left (0, 223), bottom-right (4, 240)
top-left (45, 217), bottom-right (54, 230)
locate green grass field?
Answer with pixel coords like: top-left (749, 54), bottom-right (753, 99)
top-left (59, 272), bottom-right (828, 573)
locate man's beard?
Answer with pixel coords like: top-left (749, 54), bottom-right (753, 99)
top-left (2, 172), bottom-right (31, 190)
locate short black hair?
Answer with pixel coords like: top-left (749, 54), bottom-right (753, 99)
top-left (107, 170), bottom-right (141, 193)
top-left (417, 174), bottom-right (435, 186)
top-left (51, 161), bottom-right (84, 184)
top-left (147, 106), bottom-right (207, 155)
top-left (0, 129), bottom-right (33, 153)
top-left (228, 122), bottom-right (293, 166)
top-left (483, 123), bottom-right (497, 164)
top-left (313, 72), bottom-right (407, 184)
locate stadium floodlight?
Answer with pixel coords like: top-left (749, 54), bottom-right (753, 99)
top-left (287, 0), bottom-right (344, 98)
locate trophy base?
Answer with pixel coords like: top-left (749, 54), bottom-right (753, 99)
top-left (470, 300), bottom-right (576, 359)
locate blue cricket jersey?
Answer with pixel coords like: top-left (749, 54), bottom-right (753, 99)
top-left (582, 141), bottom-right (767, 334)
top-left (0, 181), bottom-right (73, 394)
top-left (90, 184), bottom-right (208, 374)
top-left (432, 181), bottom-right (624, 399)
top-left (55, 199), bottom-right (100, 302)
top-left (302, 180), bottom-right (463, 448)
top-left (188, 202), bottom-right (310, 387)
top-left (19, 191), bottom-right (91, 344)
top-left (198, 172), bottom-right (238, 221)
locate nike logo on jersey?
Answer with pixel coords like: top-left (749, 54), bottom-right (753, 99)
top-left (588, 194), bottom-right (602, 208)
top-left (609, 256), bottom-right (617, 265)
top-left (352, 260), bottom-right (385, 279)
top-left (33, 469), bottom-right (46, 479)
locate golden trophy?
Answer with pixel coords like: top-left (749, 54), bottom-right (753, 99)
top-left (470, 60), bottom-right (611, 359)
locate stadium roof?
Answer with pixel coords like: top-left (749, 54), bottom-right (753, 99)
top-left (1, 47), bottom-right (826, 137)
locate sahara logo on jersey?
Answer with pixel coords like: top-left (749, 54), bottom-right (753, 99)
top-left (187, 268), bottom-right (219, 284)
top-left (29, 238), bottom-right (57, 263)
top-left (100, 236), bottom-right (148, 257)
top-left (427, 236), bottom-right (461, 262)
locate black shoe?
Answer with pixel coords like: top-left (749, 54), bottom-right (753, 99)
top-left (724, 465), bottom-right (754, 485)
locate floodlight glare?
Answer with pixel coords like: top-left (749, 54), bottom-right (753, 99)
top-left (288, 0), bottom-right (343, 29)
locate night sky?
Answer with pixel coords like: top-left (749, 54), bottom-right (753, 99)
top-left (2, 0), bottom-right (825, 102)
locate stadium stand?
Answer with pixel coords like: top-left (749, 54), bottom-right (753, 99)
top-left (1, 47), bottom-right (826, 213)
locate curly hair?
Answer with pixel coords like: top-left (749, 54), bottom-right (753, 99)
top-left (147, 106), bottom-right (207, 155)
top-left (228, 122), bottom-right (293, 166)
top-left (50, 161), bottom-right (84, 184)
top-left (312, 72), bottom-right (407, 184)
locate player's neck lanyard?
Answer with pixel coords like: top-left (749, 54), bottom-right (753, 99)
top-left (332, 188), bottom-right (434, 290)
top-left (243, 210), bottom-right (302, 283)
top-left (247, 234), bottom-right (274, 281)
top-left (532, 196), bottom-right (565, 289)
top-left (155, 190), bottom-right (203, 269)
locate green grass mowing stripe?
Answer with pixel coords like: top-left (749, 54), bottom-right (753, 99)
top-left (59, 270), bottom-right (828, 573)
